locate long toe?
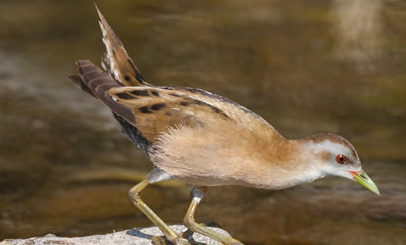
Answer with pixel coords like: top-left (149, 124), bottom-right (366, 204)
top-left (152, 235), bottom-right (196, 245)
top-left (151, 236), bottom-right (168, 245)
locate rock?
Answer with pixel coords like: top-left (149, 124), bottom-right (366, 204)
top-left (1, 225), bottom-right (231, 245)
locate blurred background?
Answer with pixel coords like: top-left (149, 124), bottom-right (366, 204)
top-left (0, 0), bottom-right (405, 244)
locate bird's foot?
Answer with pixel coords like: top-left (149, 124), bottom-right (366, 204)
top-left (151, 235), bottom-right (201, 245)
top-left (151, 222), bottom-right (242, 245)
top-left (181, 221), bottom-right (243, 245)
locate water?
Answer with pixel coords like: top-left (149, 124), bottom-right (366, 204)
top-left (0, 0), bottom-right (405, 244)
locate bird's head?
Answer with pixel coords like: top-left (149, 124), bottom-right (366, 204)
top-left (304, 133), bottom-right (379, 195)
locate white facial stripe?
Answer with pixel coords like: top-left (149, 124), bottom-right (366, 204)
top-left (308, 140), bottom-right (361, 178)
top-left (311, 140), bottom-right (352, 157)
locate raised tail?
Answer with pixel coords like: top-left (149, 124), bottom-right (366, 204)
top-left (95, 4), bottom-right (147, 86)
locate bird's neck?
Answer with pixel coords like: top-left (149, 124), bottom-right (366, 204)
top-left (242, 136), bottom-right (326, 190)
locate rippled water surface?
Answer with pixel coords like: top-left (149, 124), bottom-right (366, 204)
top-left (0, 1), bottom-right (405, 244)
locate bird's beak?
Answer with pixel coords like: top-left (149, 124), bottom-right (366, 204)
top-left (351, 170), bottom-right (380, 195)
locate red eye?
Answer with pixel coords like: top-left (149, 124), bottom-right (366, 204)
top-left (336, 154), bottom-right (347, 164)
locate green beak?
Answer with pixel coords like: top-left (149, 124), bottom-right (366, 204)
top-left (351, 170), bottom-right (380, 195)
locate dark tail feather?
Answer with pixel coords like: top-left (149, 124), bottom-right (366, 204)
top-left (67, 75), bottom-right (96, 98)
top-left (68, 60), bottom-right (136, 125)
top-left (73, 60), bottom-right (120, 96)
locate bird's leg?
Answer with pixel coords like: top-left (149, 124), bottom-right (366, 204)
top-left (183, 187), bottom-right (244, 245)
top-left (128, 179), bottom-right (191, 245)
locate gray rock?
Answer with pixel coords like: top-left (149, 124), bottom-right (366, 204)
top-left (1, 225), bottom-right (231, 245)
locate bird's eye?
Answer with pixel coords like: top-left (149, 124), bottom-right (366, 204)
top-left (336, 154), bottom-right (347, 164)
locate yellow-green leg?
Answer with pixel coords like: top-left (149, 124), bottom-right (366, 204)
top-left (183, 187), bottom-right (244, 245)
top-left (128, 179), bottom-right (191, 245)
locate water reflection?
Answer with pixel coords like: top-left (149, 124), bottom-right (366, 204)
top-left (0, 1), bottom-right (405, 244)
top-left (332, 0), bottom-right (384, 72)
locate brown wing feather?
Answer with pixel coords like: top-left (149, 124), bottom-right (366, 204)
top-left (95, 5), bottom-right (146, 86)
top-left (71, 60), bottom-right (234, 143)
top-left (71, 60), bottom-right (271, 147)
top-left (107, 86), bottom-right (235, 142)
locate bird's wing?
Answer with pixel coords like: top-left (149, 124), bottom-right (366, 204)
top-left (95, 5), bottom-right (146, 86)
top-left (69, 60), bottom-right (240, 143)
top-left (106, 85), bottom-right (237, 142)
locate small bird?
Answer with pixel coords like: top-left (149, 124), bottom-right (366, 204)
top-left (68, 5), bottom-right (379, 245)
